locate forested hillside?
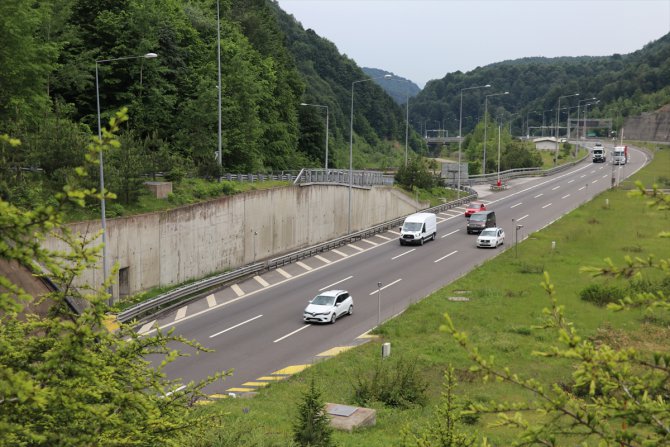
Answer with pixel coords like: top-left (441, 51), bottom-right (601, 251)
top-left (410, 32), bottom-right (670, 139)
top-left (0, 0), bottom-right (413, 212)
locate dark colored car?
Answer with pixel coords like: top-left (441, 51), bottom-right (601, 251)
top-left (467, 210), bottom-right (496, 234)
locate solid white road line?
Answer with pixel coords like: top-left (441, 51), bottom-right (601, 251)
top-left (210, 314), bottom-right (263, 338)
top-left (319, 276), bottom-right (353, 291)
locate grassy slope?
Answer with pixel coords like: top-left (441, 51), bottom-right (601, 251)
top-left (185, 147), bottom-right (669, 446)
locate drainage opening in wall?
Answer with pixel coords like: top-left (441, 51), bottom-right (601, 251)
top-left (119, 267), bottom-right (130, 298)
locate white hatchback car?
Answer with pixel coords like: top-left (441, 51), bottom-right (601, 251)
top-left (303, 290), bottom-right (353, 324)
top-left (476, 227), bottom-right (505, 248)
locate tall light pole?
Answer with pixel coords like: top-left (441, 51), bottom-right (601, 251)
top-left (349, 74), bottom-right (392, 234)
top-left (300, 103), bottom-right (329, 169)
top-left (497, 123), bottom-right (502, 184)
top-left (96, 52), bottom-right (158, 301)
top-left (483, 91), bottom-right (508, 174)
top-left (576, 97), bottom-right (596, 140)
top-left (583, 100), bottom-right (599, 141)
top-left (555, 93), bottom-right (579, 165)
top-left (216, 0), bottom-right (222, 178)
top-left (458, 84), bottom-right (490, 197)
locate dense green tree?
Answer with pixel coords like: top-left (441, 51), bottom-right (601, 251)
top-left (395, 155), bottom-right (438, 191)
top-left (0, 119), bottom-right (229, 446)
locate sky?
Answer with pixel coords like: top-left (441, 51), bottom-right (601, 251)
top-left (276, 0), bottom-right (670, 88)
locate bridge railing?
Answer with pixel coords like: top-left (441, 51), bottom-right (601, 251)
top-left (292, 169), bottom-right (394, 186)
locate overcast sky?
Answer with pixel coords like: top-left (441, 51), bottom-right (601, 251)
top-left (276, 0), bottom-right (670, 88)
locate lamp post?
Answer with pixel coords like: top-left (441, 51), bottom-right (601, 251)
top-left (554, 93), bottom-right (579, 165)
top-left (583, 100), bottom-right (599, 141)
top-left (576, 97), bottom-right (596, 140)
top-left (216, 0), bottom-right (222, 178)
top-left (377, 281), bottom-right (382, 326)
top-left (497, 123), bottom-right (502, 184)
top-left (349, 74), bottom-right (392, 234)
top-left (300, 103), bottom-right (329, 169)
top-left (458, 84), bottom-right (490, 197)
top-left (95, 52), bottom-right (158, 301)
top-left (483, 91), bottom-right (508, 174)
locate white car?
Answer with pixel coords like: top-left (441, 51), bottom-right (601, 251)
top-left (303, 290), bottom-right (353, 324)
top-left (476, 227), bottom-right (505, 248)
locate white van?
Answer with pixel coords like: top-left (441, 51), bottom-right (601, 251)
top-left (399, 212), bottom-right (437, 246)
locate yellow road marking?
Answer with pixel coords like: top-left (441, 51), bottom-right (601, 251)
top-left (272, 364), bottom-right (310, 375)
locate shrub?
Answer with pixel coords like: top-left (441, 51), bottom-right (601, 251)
top-left (351, 356), bottom-right (428, 409)
top-left (579, 283), bottom-right (625, 306)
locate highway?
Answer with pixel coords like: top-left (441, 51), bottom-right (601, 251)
top-left (141, 144), bottom-right (648, 396)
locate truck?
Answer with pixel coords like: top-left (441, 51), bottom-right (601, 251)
top-left (592, 142), bottom-right (606, 163)
top-left (612, 145), bottom-right (628, 165)
top-left (399, 212), bottom-right (437, 246)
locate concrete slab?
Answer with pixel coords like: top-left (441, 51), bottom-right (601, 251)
top-left (325, 403), bottom-right (376, 432)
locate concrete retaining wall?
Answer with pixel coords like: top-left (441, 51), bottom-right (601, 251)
top-left (43, 185), bottom-right (420, 299)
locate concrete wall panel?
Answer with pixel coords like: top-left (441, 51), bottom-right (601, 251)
top-left (43, 185), bottom-right (419, 299)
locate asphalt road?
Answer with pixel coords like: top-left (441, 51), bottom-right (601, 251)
top-left (142, 144), bottom-right (648, 396)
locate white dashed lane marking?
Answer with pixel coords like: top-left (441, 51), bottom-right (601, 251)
top-left (315, 255), bottom-right (331, 264)
top-left (296, 261), bottom-right (313, 271)
top-left (206, 294), bottom-right (217, 307)
top-left (361, 239), bottom-right (378, 246)
top-left (331, 249), bottom-right (347, 258)
top-left (542, 203), bottom-right (552, 209)
top-left (434, 250), bottom-right (458, 263)
top-left (440, 229), bottom-right (459, 239)
top-left (175, 306), bottom-right (187, 320)
top-left (511, 202), bottom-right (522, 208)
top-left (376, 234), bottom-right (391, 241)
top-left (534, 193), bottom-right (543, 198)
top-left (138, 320), bottom-right (156, 335)
top-left (392, 248), bottom-right (415, 260)
top-left (231, 284), bottom-right (244, 297)
top-left (348, 244), bottom-right (364, 252)
top-left (276, 268), bottom-right (292, 279)
top-left (254, 276), bottom-right (269, 287)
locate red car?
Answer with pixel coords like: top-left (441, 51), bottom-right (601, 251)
top-left (465, 202), bottom-right (486, 218)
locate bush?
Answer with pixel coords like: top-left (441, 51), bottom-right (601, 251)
top-left (579, 283), bottom-right (625, 306)
top-left (351, 356), bottom-right (428, 409)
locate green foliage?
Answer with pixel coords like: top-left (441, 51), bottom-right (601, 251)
top-left (0, 119), bottom-right (230, 446)
top-left (579, 283), bottom-right (625, 306)
top-left (292, 378), bottom-right (335, 447)
top-left (351, 356), bottom-right (428, 409)
top-left (441, 185), bottom-right (670, 446)
top-left (400, 367), bottom-right (477, 447)
top-left (395, 156), bottom-right (439, 190)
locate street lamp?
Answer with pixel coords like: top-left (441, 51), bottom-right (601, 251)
top-left (583, 100), bottom-right (599, 141)
top-left (554, 93), bottom-right (579, 165)
top-left (576, 97), bottom-right (596, 140)
top-left (300, 103), bottom-right (329, 170)
top-left (216, 0), bottom-right (222, 178)
top-left (458, 84), bottom-right (490, 197)
top-left (95, 51), bottom-right (158, 301)
top-left (377, 281), bottom-right (382, 326)
top-left (349, 74), bottom-right (392, 234)
top-left (483, 91), bottom-right (508, 174)
top-left (497, 123), bottom-right (502, 184)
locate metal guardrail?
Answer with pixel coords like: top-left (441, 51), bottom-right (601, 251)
top-left (117, 188), bottom-right (477, 323)
top-left (293, 168), bottom-right (394, 186)
top-left (117, 263), bottom-right (265, 322)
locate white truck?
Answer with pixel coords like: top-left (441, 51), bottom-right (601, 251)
top-left (399, 212), bottom-right (437, 246)
top-left (592, 142), bottom-right (606, 163)
top-left (612, 145), bottom-right (628, 165)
